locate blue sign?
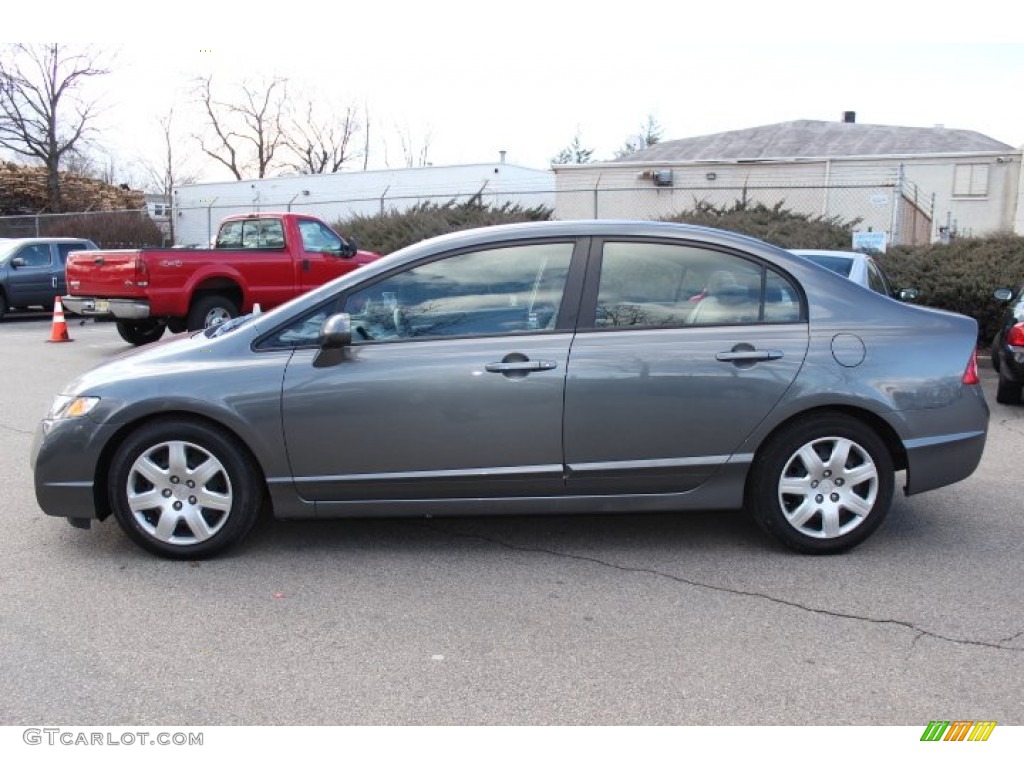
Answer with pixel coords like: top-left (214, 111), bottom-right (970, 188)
top-left (853, 231), bottom-right (887, 253)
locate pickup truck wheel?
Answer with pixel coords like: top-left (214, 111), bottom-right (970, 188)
top-left (107, 418), bottom-right (263, 559)
top-left (116, 319), bottom-right (166, 346)
top-left (188, 295), bottom-right (239, 331)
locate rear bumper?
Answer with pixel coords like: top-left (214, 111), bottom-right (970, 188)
top-left (62, 296), bottom-right (150, 320)
top-left (900, 387), bottom-right (989, 495)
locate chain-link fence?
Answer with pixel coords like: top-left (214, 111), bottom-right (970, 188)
top-left (0, 208), bottom-right (170, 248)
top-left (173, 185), bottom-right (555, 246)
top-left (0, 166), bottom-right (936, 249)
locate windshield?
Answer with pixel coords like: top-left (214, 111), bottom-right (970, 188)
top-left (803, 254), bottom-right (854, 277)
top-left (0, 241), bottom-right (20, 262)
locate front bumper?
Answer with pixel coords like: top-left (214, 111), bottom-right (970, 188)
top-left (62, 296), bottom-right (150, 320)
top-left (31, 416), bottom-right (119, 520)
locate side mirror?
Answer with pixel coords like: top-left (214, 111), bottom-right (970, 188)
top-left (319, 313), bottom-right (352, 348)
top-left (994, 288), bottom-right (1014, 302)
top-left (10, 257), bottom-right (24, 268)
top-left (343, 237), bottom-right (359, 257)
top-left (897, 287), bottom-right (920, 302)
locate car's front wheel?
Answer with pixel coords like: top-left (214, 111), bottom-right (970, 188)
top-left (108, 419), bottom-right (264, 559)
top-left (747, 413), bottom-right (894, 554)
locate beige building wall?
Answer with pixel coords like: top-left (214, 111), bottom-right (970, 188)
top-left (555, 150), bottom-right (1024, 241)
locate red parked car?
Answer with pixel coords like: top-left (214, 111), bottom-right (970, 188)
top-left (63, 213), bottom-right (378, 344)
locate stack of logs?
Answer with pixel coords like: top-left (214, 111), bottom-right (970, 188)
top-left (0, 161), bottom-right (145, 214)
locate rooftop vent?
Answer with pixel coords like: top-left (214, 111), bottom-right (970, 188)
top-left (842, 111), bottom-right (856, 124)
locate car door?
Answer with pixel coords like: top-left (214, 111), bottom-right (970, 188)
top-left (296, 218), bottom-right (359, 292)
top-left (275, 239), bottom-right (583, 505)
top-left (563, 239), bottom-right (809, 494)
top-left (6, 243), bottom-right (54, 306)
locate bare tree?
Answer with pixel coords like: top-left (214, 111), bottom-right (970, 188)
top-left (282, 98), bottom-right (360, 174)
top-left (141, 107), bottom-right (199, 242)
top-left (614, 114), bottom-right (664, 159)
top-left (396, 123), bottom-right (433, 168)
top-left (0, 43), bottom-right (108, 211)
top-left (362, 103), bottom-right (371, 171)
top-left (551, 129), bottom-right (594, 165)
top-left (194, 74), bottom-right (287, 179)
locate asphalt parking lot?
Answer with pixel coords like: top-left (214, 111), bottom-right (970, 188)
top-left (1, 314), bottom-right (1022, 725)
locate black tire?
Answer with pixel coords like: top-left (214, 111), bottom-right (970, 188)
top-left (115, 319), bottom-right (166, 346)
top-left (996, 371), bottom-right (1022, 405)
top-left (107, 419), bottom-right (264, 559)
top-left (187, 294), bottom-right (239, 331)
top-left (0, 290), bottom-right (7, 320)
top-left (747, 413), bottom-right (894, 554)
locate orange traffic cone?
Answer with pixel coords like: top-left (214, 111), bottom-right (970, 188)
top-left (47, 297), bottom-right (73, 343)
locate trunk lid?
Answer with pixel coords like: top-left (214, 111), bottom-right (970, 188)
top-left (66, 250), bottom-right (146, 297)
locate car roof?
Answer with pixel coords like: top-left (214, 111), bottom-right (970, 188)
top-left (790, 249), bottom-right (863, 259)
top-left (0, 237), bottom-right (96, 245)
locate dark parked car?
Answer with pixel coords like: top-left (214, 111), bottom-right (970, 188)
top-left (32, 221), bottom-right (988, 559)
top-left (991, 285), bottom-right (1024, 404)
top-left (0, 237), bottom-right (98, 319)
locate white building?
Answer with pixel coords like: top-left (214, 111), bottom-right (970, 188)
top-left (554, 118), bottom-right (1023, 245)
top-left (173, 162), bottom-right (554, 246)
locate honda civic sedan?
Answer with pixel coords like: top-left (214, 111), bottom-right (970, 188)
top-left (31, 221), bottom-right (988, 558)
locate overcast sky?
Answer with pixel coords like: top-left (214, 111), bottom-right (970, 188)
top-left (9, 4), bottom-right (1024, 185)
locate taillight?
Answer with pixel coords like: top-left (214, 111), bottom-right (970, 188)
top-left (962, 348), bottom-right (980, 386)
top-left (1006, 322), bottom-right (1024, 347)
top-left (136, 256), bottom-right (149, 288)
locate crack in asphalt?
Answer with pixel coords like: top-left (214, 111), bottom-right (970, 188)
top-left (0, 423), bottom-right (33, 436)
top-left (416, 521), bottom-right (1024, 654)
top-left (998, 418), bottom-right (1024, 438)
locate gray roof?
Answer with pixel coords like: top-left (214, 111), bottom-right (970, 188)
top-left (616, 120), bottom-right (1015, 163)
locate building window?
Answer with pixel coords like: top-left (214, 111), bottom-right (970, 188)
top-left (952, 164), bottom-right (990, 197)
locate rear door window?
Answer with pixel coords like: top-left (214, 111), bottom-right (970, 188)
top-left (591, 241), bottom-right (802, 328)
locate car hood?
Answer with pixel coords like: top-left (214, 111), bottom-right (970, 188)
top-left (57, 321), bottom-right (264, 399)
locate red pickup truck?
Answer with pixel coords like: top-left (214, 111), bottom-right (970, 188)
top-left (63, 212), bottom-right (379, 345)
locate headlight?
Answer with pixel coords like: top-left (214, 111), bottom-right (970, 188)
top-left (48, 395), bottom-right (100, 420)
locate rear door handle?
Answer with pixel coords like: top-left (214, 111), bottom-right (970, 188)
top-left (485, 360), bottom-right (558, 373)
top-left (715, 349), bottom-right (783, 362)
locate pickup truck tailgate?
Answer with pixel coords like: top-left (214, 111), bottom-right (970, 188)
top-left (66, 250), bottom-right (146, 297)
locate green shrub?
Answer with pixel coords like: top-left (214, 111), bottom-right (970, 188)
top-left (882, 235), bottom-right (1024, 345)
top-left (42, 210), bottom-right (165, 248)
top-left (335, 198), bottom-right (553, 255)
top-left (659, 198), bottom-right (860, 250)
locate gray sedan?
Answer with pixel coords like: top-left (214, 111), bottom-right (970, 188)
top-left (31, 221), bottom-right (988, 558)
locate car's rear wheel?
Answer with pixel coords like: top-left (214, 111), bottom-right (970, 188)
top-left (747, 413), bottom-right (894, 554)
top-left (108, 419), bottom-right (263, 559)
top-left (996, 371), bottom-right (1022, 405)
top-left (115, 319), bottom-right (166, 346)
